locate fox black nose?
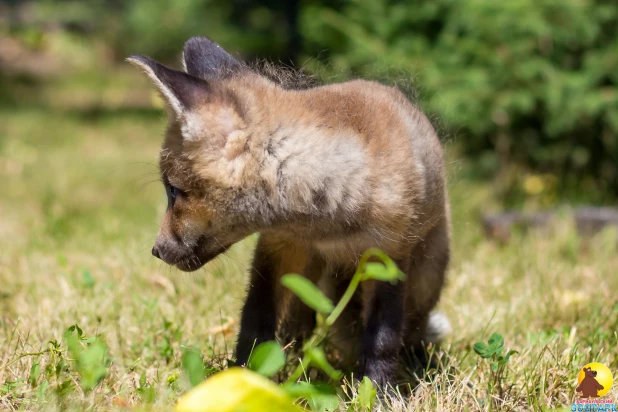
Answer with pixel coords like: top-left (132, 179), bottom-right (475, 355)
top-left (152, 246), bottom-right (161, 259)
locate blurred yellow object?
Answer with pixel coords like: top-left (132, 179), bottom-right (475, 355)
top-left (523, 175), bottom-right (545, 195)
top-left (175, 368), bottom-right (302, 412)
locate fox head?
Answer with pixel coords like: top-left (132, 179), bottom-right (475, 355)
top-left (130, 37), bottom-right (375, 270)
top-left (128, 37), bottom-right (281, 271)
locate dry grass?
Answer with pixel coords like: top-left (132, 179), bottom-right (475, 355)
top-left (0, 76), bottom-right (617, 411)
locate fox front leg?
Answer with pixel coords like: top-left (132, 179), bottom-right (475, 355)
top-left (234, 236), bottom-right (311, 366)
top-left (234, 243), bottom-right (280, 367)
top-left (358, 279), bottom-right (406, 390)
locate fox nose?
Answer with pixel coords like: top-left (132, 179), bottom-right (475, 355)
top-left (152, 246), bottom-right (161, 259)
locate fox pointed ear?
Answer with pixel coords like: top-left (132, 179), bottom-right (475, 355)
top-left (182, 37), bottom-right (241, 79)
top-left (127, 55), bottom-right (209, 117)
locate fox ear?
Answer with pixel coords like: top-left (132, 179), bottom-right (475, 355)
top-left (127, 55), bottom-right (209, 117)
top-left (182, 36), bottom-right (241, 79)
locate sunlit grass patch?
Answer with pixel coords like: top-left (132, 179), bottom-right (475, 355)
top-left (1, 101), bottom-right (617, 410)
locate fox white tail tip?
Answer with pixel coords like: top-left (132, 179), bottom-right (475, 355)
top-left (426, 311), bottom-right (451, 344)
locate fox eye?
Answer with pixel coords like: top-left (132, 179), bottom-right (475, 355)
top-left (169, 185), bottom-right (178, 199)
top-left (165, 184), bottom-right (181, 207)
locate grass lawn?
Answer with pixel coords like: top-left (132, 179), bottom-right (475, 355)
top-left (0, 74), bottom-right (617, 411)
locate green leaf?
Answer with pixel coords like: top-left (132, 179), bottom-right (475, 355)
top-left (361, 262), bottom-right (405, 283)
top-left (306, 348), bottom-right (343, 381)
top-left (137, 372), bottom-right (157, 403)
top-left (307, 393), bottom-right (340, 412)
top-left (1, 379), bottom-right (25, 395)
top-left (67, 336), bottom-right (108, 392)
top-left (247, 341), bottom-right (286, 378)
top-left (166, 373), bottom-right (179, 386)
top-left (81, 270), bottom-right (96, 288)
top-left (80, 342), bottom-right (108, 391)
top-left (473, 341), bottom-right (490, 358)
top-left (181, 348), bottom-right (205, 387)
top-left (360, 249), bottom-right (405, 282)
top-left (29, 361), bottom-right (40, 388)
top-left (55, 379), bottom-right (75, 397)
top-left (281, 274), bottom-right (334, 314)
top-left (55, 358), bottom-right (68, 377)
top-left (139, 371), bottom-right (147, 388)
top-left (65, 324), bottom-right (83, 339)
top-left (503, 349), bottom-right (518, 364)
top-left (487, 333), bottom-right (504, 355)
top-left (35, 380), bottom-right (49, 400)
top-left (282, 382), bottom-right (336, 398)
top-left (356, 377), bottom-right (377, 411)
top-left (380, 256), bottom-right (404, 280)
top-left (82, 336), bottom-right (97, 345)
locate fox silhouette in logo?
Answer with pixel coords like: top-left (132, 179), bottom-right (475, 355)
top-left (576, 367), bottom-right (604, 398)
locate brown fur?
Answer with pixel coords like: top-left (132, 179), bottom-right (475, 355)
top-left (128, 37), bottom-right (451, 389)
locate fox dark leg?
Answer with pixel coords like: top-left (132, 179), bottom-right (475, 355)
top-left (234, 242), bottom-right (280, 366)
top-left (403, 220), bottom-right (449, 362)
top-left (235, 235), bottom-right (311, 366)
top-left (358, 275), bottom-right (407, 390)
top-left (325, 266), bottom-right (364, 366)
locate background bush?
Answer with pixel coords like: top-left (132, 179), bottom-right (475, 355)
top-left (300, 0), bottom-right (618, 203)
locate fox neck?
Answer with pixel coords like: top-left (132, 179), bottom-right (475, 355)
top-left (234, 97), bottom-right (371, 236)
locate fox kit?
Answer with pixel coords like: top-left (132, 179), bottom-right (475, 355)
top-left (129, 37), bottom-right (450, 389)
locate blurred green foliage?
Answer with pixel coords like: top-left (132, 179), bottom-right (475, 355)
top-left (3, 0), bottom-right (618, 202)
top-left (301, 0), bottom-right (618, 201)
top-left (22, 0), bottom-right (301, 61)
